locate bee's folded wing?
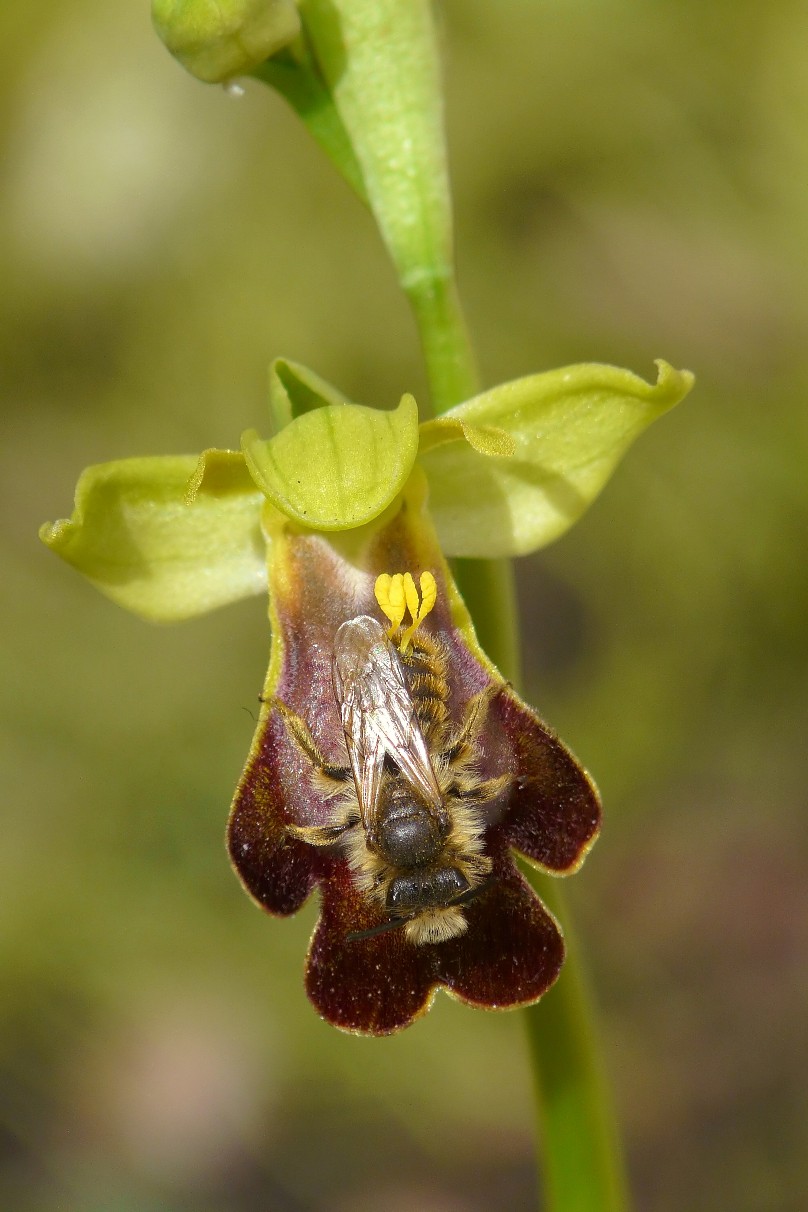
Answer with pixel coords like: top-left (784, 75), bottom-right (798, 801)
top-left (333, 615), bottom-right (442, 823)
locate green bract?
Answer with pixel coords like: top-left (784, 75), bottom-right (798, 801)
top-left (40, 359), bottom-right (692, 623)
top-left (290, 0), bottom-right (451, 289)
top-left (253, 1), bottom-right (475, 409)
top-left (152, 0), bottom-right (300, 84)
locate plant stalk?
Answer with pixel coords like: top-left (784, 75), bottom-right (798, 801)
top-left (524, 875), bottom-right (630, 1212)
top-left (404, 270), bottom-right (478, 415)
top-left (431, 280), bottom-right (629, 1212)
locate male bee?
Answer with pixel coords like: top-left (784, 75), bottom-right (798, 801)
top-left (276, 575), bottom-right (509, 945)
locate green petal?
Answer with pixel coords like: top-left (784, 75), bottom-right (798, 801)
top-left (242, 393), bottom-right (420, 530)
top-left (40, 455), bottom-right (266, 622)
top-left (419, 417), bottom-right (516, 458)
top-left (267, 357), bottom-right (351, 434)
top-left (420, 360), bottom-right (694, 558)
top-left (185, 446), bottom-right (257, 501)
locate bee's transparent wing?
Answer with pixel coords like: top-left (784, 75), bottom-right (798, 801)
top-left (332, 615), bottom-right (442, 828)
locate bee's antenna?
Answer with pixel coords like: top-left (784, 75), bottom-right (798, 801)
top-left (453, 877), bottom-right (495, 908)
top-left (346, 879), bottom-right (496, 944)
top-left (346, 916), bottom-right (410, 944)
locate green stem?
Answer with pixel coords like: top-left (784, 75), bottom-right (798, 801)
top-left (445, 433), bottom-right (628, 1211)
top-left (404, 270), bottom-right (479, 415)
top-left (525, 876), bottom-right (630, 1212)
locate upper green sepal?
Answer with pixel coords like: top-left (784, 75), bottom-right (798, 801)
top-left (242, 392), bottom-right (420, 530)
top-left (266, 357), bottom-right (350, 434)
top-left (420, 360), bottom-right (694, 558)
top-left (152, 0), bottom-right (300, 84)
top-left (40, 455), bottom-right (266, 622)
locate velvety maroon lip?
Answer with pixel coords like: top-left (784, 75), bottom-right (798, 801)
top-left (228, 493), bottom-right (600, 1035)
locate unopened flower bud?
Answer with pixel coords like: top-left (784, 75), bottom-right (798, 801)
top-left (152, 0), bottom-right (300, 84)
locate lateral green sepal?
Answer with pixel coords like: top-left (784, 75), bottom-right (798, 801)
top-left (40, 455), bottom-right (266, 621)
top-left (420, 360), bottom-right (694, 558)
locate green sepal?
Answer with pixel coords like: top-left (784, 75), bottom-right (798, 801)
top-left (40, 456), bottom-right (266, 622)
top-left (152, 0), bottom-right (300, 84)
top-left (420, 360), bottom-right (695, 558)
top-left (267, 357), bottom-right (351, 434)
top-left (242, 393), bottom-right (420, 530)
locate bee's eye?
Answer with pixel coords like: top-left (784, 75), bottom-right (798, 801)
top-left (385, 866), bottom-right (471, 915)
top-left (386, 872), bottom-right (427, 913)
top-left (431, 867), bottom-right (470, 905)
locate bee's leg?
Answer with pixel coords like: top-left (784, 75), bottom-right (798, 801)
top-left (449, 773), bottom-right (511, 805)
top-left (272, 699), bottom-right (359, 848)
top-left (274, 698), bottom-right (351, 784)
top-left (442, 682), bottom-right (504, 765)
top-left (285, 814), bottom-right (360, 847)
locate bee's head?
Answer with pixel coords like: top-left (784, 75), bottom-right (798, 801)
top-left (386, 867), bottom-right (470, 915)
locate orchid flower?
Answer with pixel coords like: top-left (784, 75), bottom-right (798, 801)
top-left (41, 358), bottom-right (691, 1033)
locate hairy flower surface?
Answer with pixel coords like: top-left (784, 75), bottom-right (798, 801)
top-left (228, 475), bottom-right (600, 1034)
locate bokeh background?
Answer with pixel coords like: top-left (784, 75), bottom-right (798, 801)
top-left (3, 1), bottom-right (807, 1209)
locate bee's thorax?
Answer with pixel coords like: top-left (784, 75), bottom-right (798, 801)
top-left (374, 783), bottom-right (445, 867)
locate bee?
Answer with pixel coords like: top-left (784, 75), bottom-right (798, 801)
top-left (276, 577), bottom-right (509, 945)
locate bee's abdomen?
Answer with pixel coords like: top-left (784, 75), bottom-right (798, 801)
top-left (404, 634), bottom-right (449, 738)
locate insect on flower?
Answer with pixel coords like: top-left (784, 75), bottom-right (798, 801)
top-left (276, 572), bottom-right (508, 946)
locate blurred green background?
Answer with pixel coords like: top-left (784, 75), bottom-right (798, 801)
top-left (3, 1), bottom-right (807, 1209)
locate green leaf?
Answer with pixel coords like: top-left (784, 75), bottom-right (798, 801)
top-left (420, 360), bottom-right (695, 558)
top-left (152, 0), bottom-right (300, 84)
top-left (40, 455), bottom-right (266, 622)
top-left (267, 357), bottom-right (351, 433)
top-left (242, 394), bottom-right (420, 530)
